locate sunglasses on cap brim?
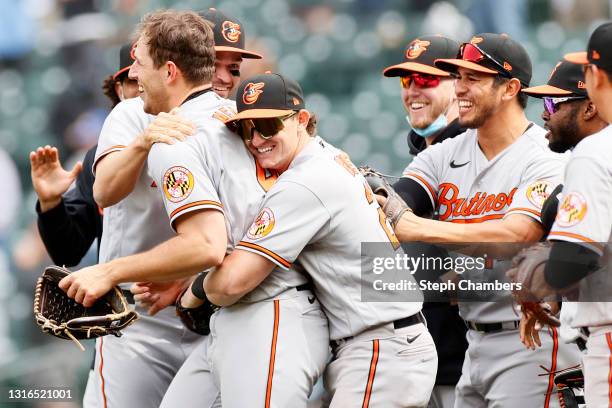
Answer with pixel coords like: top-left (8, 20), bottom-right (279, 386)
top-left (543, 96), bottom-right (586, 114)
top-left (459, 43), bottom-right (513, 79)
top-left (236, 111), bottom-right (298, 142)
top-left (399, 73), bottom-right (442, 89)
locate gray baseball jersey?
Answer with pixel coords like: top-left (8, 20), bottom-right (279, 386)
top-left (89, 97), bottom-right (203, 408)
top-left (403, 124), bottom-right (567, 323)
top-left (146, 91), bottom-right (309, 300)
top-left (237, 138), bottom-right (422, 341)
top-left (94, 97), bottom-right (173, 267)
top-left (548, 125), bottom-right (612, 328)
top-left (146, 95), bottom-right (329, 407)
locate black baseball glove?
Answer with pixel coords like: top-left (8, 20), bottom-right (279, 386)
top-left (175, 284), bottom-right (217, 336)
top-left (33, 265), bottom-right (139, 350)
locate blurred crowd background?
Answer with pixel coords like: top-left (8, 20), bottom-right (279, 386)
top-left (0, 0), bottom-right (610, 406)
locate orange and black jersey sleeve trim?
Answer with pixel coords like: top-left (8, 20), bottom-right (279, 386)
top-left (237, 241), bottom-right (292, 269)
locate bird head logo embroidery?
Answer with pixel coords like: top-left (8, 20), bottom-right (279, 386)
top-left (222, 21), bottom-right (241, 43)
top-left (243, 82), bottom-right (265, 105)
top-left (405, 40), bottom-right (430, 59)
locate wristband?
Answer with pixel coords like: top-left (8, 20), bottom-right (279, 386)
top-left (191, 272), bottom-right (207, 300)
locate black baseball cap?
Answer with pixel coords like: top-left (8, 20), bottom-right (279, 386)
top-left (435, 33), bottom-right (532, 87)
top-left (113, 42), bottom-right (135, 80)
top-left (199, 8), bottom-right (262, 59)
top-left (565, 21), bottom-right (612, 70)
top-left (225, 73), bottom-right (305, 123)
top-left (522, 60), bottom-right (587, 98)
top-left (383, 35), bottom-right (459, 77)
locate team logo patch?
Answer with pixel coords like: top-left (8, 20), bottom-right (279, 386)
top-left (592, 50), bottom-right (601, 60)
top-left (163, 166), bottom-right (194, 203)
top-left (247, 208), bottom-right (275, 240)
top-left (243, 82), bottom-right (265, 104)
top-left (405, 39), bottom-right (430, 59)
top-left (526, 180), bottom-right (554, 208)
top-left (221, 21), bottom-right (241, 43)
top-left (503, 61), bottom-right (513, 71)
top-left (470, 36), bottom-right (484, 44)
top-left (578, 81), bottom-right (586, 89)
top-left (556, 192), bottom-right (587, 227)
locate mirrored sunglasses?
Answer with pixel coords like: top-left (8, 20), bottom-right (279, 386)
top-left (236, 111), bottom-right (298, 142)
top-left (543, 96), bottom-right (586, 114)
top-left (460, 43), bottom-right (512, 79)
top-left (400, 73), bottom-right (441, 89)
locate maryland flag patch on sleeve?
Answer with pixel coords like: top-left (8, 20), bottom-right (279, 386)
top-left (556, 192), bottom-right (587, 227)
top-left (526, 180), bottom-right (554, 208)
top-left (247, 208), bottom-right (275, 240)
top-left (163, 166), bottom-right (195, 203)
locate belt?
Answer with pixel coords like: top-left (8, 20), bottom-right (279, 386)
top-left (331, 312), bottom-right (425, 349)
top-left (576, 327), bottom-right (590, 351)
top-left (466, 320), bottom-right (520, 333)
top-left (296, 283), bottom-right (313, 292)
top-left (122, 289), bottom-right (135, 305)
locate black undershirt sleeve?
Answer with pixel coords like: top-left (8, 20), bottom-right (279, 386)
top-left (544, 240), bottom-right (601, 290)
top-left (393, 177), bottom-right (434, 217)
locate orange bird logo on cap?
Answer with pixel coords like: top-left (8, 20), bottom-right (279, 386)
top-left (470, 36), bottom-right (484, 44)
top-left (592, 50), bottom-right (601, 60)
top-left (222, 21), bottom-right (241, 43)
top-left (578, 81), bottom-right (586, 89)
top-left (243, 82), bottom-right (265, 105)
top-left (405, 40), bottom-right (430, 59)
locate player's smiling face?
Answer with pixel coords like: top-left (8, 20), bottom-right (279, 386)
top-left (246, 112), bottom-right (308, 172)
top-left (401, 76), bottom-right (454, 129)
top-left (454, 67), bottom-right (504, 128)
top-left (129, 36), bottom-right (171, 115)
top-left (213, 51), bottom-right (242, 98)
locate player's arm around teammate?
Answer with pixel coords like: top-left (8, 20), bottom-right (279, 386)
top-left (60, 13), bottom-right (230, 307)
top-left (196, 73), bottom-right (437, 408)
top-left (93, 107), bottom-right (194, 208)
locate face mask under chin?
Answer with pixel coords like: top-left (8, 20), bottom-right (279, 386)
top-left (406, 113), bottom-right (448, 138)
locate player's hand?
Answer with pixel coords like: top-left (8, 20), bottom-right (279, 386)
top-left (140, 108), bottom-right (195, 149)
top-left (130, 279), bottom-right (189, 316)
top-left (30, 146), bottom-right (82, 212)
top-left (519, 301), bottom-right (560, 350)
top-left (59, 265), bottom-right (114, 307)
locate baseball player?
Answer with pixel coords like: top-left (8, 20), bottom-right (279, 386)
top-left (384, 35), bottom-right (467, 408)
top-left (150, 73), bottom-right (330, 408)
top-left (386, 33), bottom-right (581, 407)
top-left (31, 41), bottom-right (137, 408)
top-left (102, 42), bottom-right (139, 107)
top-left (516, 59), bottom-right (607, 352)
top-left (509, 22), bottom-right (612, 406)
top-left (182, 72), bottom-right (436, 407)
top-left (58, 9), bottom-right (264, 407)
top-left (61, 10), bottom-right (329, 408)
top-left (32, 42), bottom-right (137, 267)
